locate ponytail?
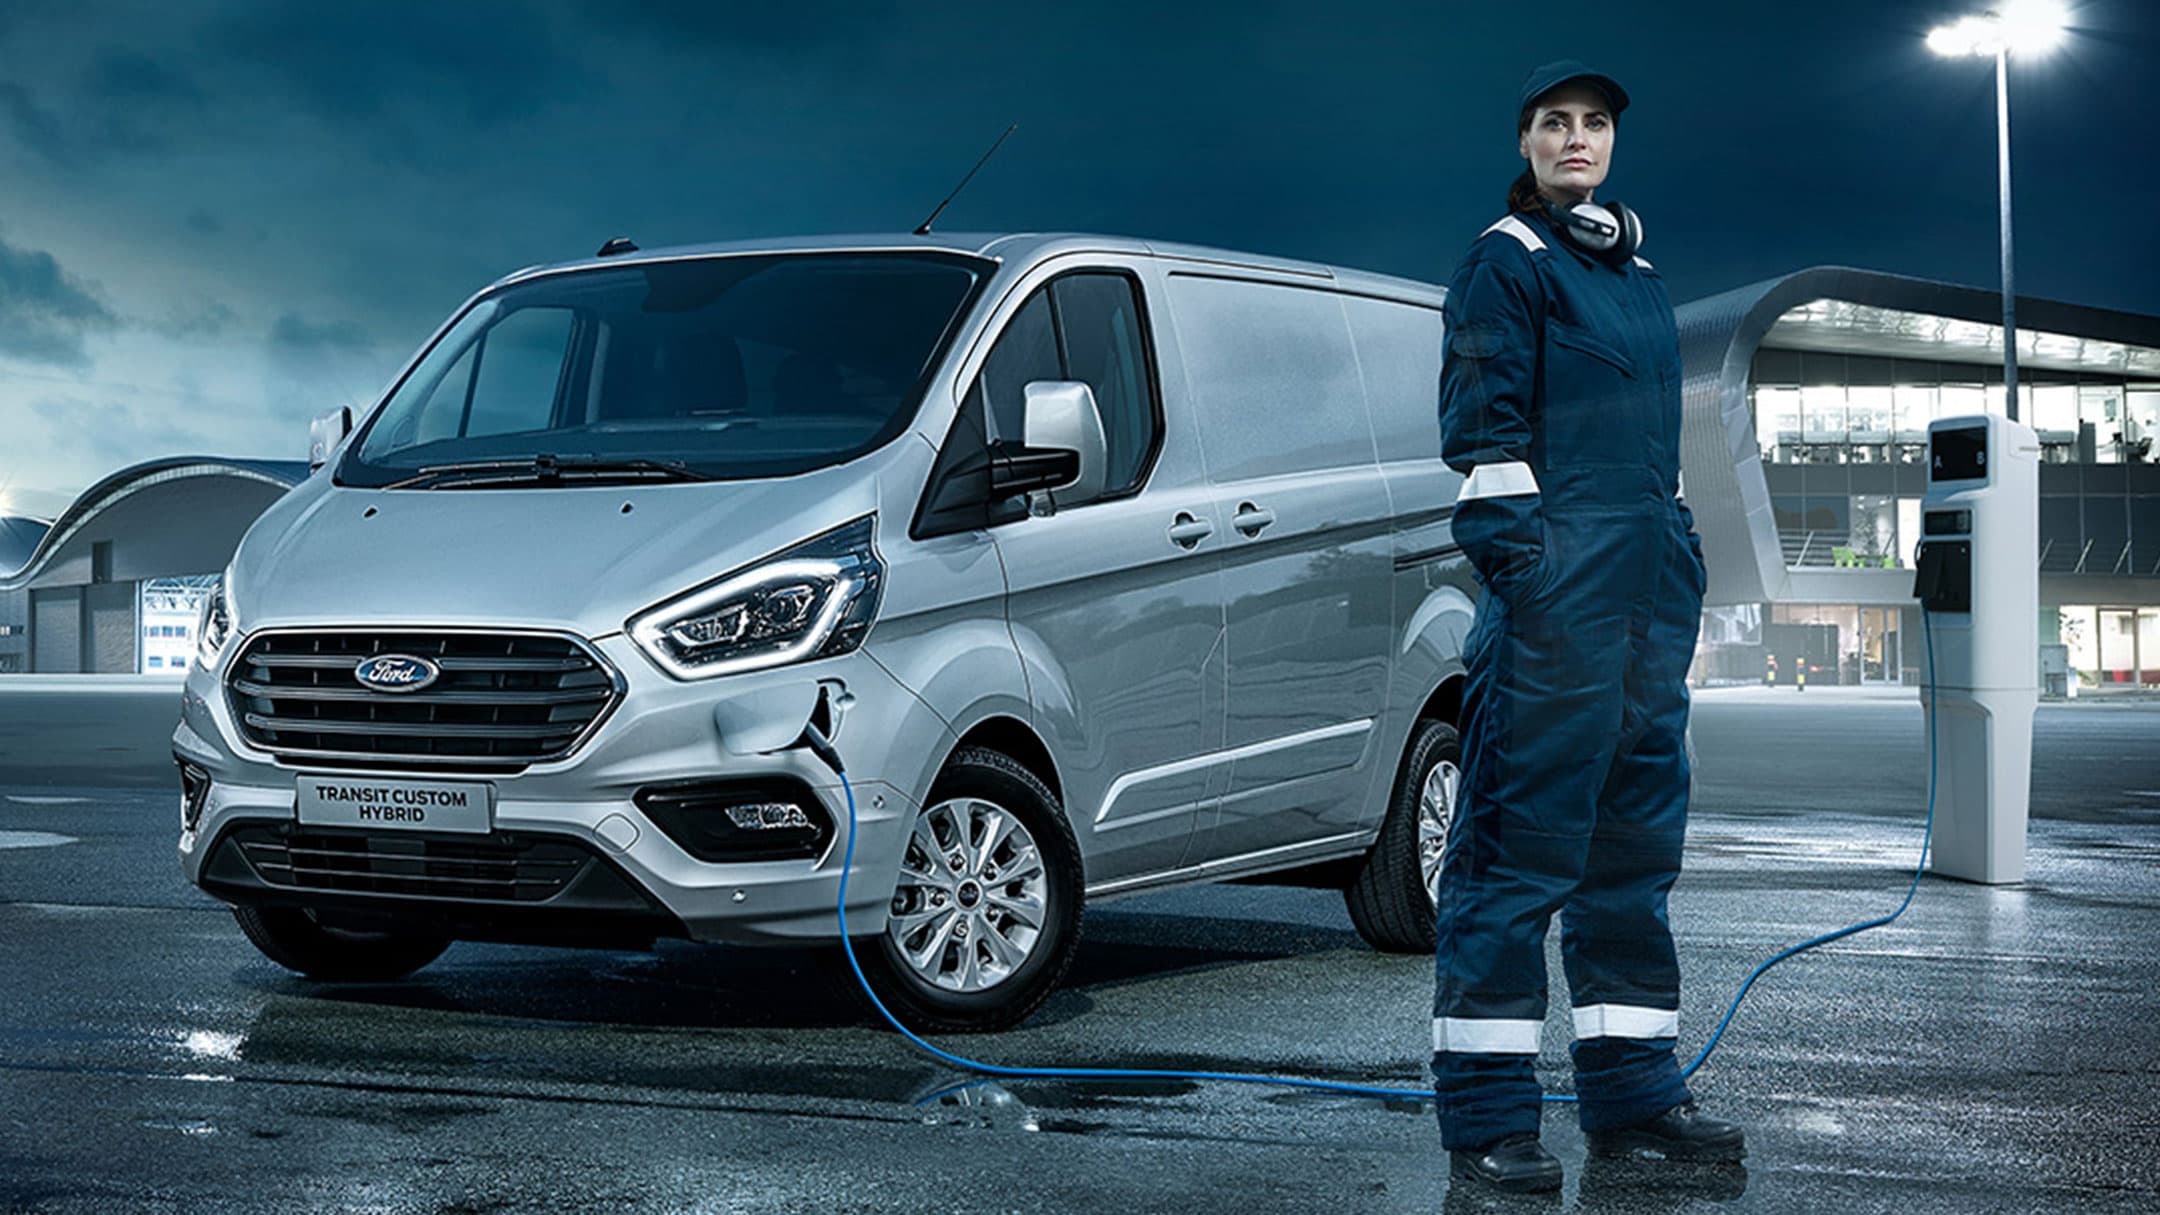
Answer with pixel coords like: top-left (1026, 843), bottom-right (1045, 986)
top-left (1506, 169), bottom-right (1541, 215)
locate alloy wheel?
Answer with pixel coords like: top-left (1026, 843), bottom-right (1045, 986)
top-left (888, 796), bottom-right (1049, 993)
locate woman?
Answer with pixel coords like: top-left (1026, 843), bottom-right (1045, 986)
top-left (1430, 60), bottom-right (1745, 1194)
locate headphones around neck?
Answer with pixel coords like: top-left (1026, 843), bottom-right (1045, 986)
top-left (1542, 197), bottom-right (1645, 266)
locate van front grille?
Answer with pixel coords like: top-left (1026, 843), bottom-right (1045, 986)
top-left (226, 630), bottom-right (620, 771)
top-left (227, 825), bottom-right (593, 903)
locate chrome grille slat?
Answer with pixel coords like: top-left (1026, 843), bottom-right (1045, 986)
top-left (231, 679), bottom-right (611, 707)
top-left (245, 654), bottom-right (591, 673)
top-left (226, 629), bottom-right (621, 770)
top-left (244, 713), bottom-right (583, 740)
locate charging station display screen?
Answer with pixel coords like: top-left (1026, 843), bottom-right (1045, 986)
top-left (1931, 426), bottom-right (1989, 482)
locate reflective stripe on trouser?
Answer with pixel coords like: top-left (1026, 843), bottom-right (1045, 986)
top-left (1431, 495), bottom-right (1701, 1148)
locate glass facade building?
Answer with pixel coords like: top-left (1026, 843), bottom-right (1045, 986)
top-left (1676, 271), bottom-right (2160, 690)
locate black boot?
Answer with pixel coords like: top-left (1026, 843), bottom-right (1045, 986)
top-left (1449, 1132), bottom-right (1564, 1193)
top-left (1585, 1100), bottom-right (1746, 1162)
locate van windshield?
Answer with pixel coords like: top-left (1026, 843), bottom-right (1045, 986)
top-left (341, 251), bottom-right (991, 488)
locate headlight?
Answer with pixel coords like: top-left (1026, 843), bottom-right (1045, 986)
top-left (195, 568), bottom-right (235, 670)
top-left (629, 516), bottom-right (883, 680)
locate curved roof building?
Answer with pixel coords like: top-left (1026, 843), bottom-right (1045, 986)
top-left (0, 457), bottom-right (308, 673)
top-left (1676, 267), bottom-right (2160, 685)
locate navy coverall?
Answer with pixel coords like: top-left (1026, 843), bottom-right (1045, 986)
top-left (1430, 207), bottom-right (1707, 1149)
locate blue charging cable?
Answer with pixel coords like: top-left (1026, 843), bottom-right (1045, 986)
top-left (825, 612), bottom-right (1940, 1106)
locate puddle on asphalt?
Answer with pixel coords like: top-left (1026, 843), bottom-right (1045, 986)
top-left (1261, 1089), bottom-right (1428, 1116)
top-left (178, 1030), bottom-right (246, 1062)
top-left (0, 831), bottom-right (76, 850)
top-left (912, 1080), bottom-right (1041, 1132)
top-left (139, 1118), bottom-right (219, 1137)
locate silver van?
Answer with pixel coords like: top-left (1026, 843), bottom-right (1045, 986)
top-left (174, 232), bottom-right (1479, 1030)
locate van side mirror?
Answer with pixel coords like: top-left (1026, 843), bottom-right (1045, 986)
top-left (1016, 380), bottom-right (1107, 503)
top-left (308, 406), bottom-right (353, 472)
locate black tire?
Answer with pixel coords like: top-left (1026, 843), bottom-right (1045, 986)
top-left (232, 905), bottom-right (451, 981)
top-left (846, 746), bottom-right (1083, 1033)
top-left (1344, 717), bottom-right (1462, 954)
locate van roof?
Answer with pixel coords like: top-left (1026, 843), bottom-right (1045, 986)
top-left (493, 231), bottom-right (1444, 306)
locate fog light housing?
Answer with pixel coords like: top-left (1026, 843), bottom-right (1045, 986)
top-left (176, 758), bottom-right (211, 832)
top-left (635, 778), bottom-right (833, 862)
top-left (724, 802), bottom-right (816, 832)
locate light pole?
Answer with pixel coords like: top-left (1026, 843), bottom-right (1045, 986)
top-left (1928, 1), bottom-right (2069, 424)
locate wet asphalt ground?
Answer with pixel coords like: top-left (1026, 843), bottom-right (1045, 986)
top-left (2, 685), bottom-right (2157, 1213)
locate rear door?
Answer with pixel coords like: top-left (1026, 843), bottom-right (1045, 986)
top-left (1160, 269), bottom-right (1394, 864)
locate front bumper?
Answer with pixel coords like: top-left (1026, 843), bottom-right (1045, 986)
top-left (175, 632), bottom-right (951, 944)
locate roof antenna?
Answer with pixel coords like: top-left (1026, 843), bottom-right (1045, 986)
top-left (914, 123), bottom-right (1017, 236)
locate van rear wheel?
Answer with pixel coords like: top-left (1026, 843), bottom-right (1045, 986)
top-left (1344, 718), bottom-right (1461, 954)
top-left (232, 905), bottom-right (451, 981)
top-left (848, 747), bottom-right (1083, 1033)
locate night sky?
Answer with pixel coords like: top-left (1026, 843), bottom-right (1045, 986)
top-left (2, 0), bottom-right (2155, 518)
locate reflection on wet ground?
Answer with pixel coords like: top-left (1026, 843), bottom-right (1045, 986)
top-left (2, 698), bottom-right (2158, 1211)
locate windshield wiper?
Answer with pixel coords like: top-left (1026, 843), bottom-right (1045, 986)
top-left (386, 454), bottom-right (712, 489)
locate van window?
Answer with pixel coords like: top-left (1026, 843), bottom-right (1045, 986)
top-left (1338, 294), bottom-right (1443, 461)
top-left (967, 271), bottom-right (1160, 498)
top-left (343, 252), bottom-right (991, 487)
top-left (1052, 274), bottom-right (1156, 496)
top-left (917, 269), bottom-right (1162, 537)
top-left (468, 308), bottom-right (574, 438)
top-left (1165, 274), bottom-right (1371, 482)
top-left (976, 292), bottom-right (1060, 445)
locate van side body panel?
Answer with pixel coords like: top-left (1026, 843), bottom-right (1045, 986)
top-left (1157, 266), bottom-right (1395, 865)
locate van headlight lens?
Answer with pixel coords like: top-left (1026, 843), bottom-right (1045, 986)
top-left (629, 516), bottom-right (883, 680)
top-left (195, 569), bottom-right (235, 670)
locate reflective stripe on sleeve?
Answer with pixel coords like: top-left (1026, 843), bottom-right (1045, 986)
top-left (1456, 461), bottom-right (1541, 503)
top-left (1572, 1004), bottom-right (1679, 1040)
top-left (1433, 1017), bottom-right (1543, 1054)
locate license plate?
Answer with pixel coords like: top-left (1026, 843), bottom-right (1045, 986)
top-left (294, 776), bottom-right (493, 834)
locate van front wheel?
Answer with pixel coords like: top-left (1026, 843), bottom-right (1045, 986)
top-left (232, 905), bottom-right (451, 981)
top-left (850, 747), bottom-right (1083, 1033)
top-left (1344, 718), bottom-right (1461, 954)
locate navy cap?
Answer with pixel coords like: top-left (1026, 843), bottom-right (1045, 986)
top-left (1519, 59), bottom-right (1630, 117)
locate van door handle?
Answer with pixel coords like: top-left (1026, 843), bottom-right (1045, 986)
top-left (1167, 512), bottom-right (1214, 549)
top-left (1233, 502), bottom-right (1275, 537)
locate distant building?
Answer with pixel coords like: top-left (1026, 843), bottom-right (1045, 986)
top-left (0, 458), bottom-right (308, 674)
top-left (0, 516), bottom-right (50, 673)
top-left (1676, 268), bottom-right (2160, 689)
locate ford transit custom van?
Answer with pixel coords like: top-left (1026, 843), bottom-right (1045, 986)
top-left (175, 232), bottom-right (1480, 1029)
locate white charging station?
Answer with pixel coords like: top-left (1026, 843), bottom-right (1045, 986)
top-left (1911, 413), bottom-right (2039, 884)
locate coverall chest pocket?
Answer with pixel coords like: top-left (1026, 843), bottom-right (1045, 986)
top-left (1542, 320), bottom-right (1638, 467)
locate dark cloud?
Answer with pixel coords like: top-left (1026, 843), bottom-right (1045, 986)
top-left (28, 395), bottom-right (210, 465)
top-left (576, 0), bottom-right (912, 55)
top-left (210, 3), bottom-right (590, 126)
top-left (84, 52), bottom-right (206, 107)
top-left (269, 313), bottom-right (372, 356)
top-left (0, 81), bottom-right (72, 166)
top-left (0, 236), bottom-right (117, 367)
top-left (0, 67), bottom-right (180, 170)
top-left (148, 300), bottom-right (238, 340)
top-left (265, 313), bottom-right (393, 417)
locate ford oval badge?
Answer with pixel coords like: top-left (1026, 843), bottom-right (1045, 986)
top-left (353, 653), bottom-right (441, 693)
